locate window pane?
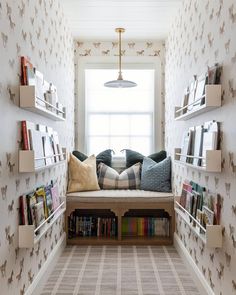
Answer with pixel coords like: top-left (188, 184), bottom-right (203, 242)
top-left (110, 115), bottom-right (130, 136)
top-left (110, 137), bottom-right (130, 154)
top-left (88, 114), bottom-right (109, 136)
top-left (87, 136), bottom-right (110, 155)
top-left (130, 137), bottom-right (151, 155)
top-left (130, 115), bottom-right (152, 136)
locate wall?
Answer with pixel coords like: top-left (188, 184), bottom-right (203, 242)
top-left (74, 40), bottom-right (166, 153)
top-left (165, 0), bottom-right (236, 294)
top-left (0, 0), bottom-right (74, 294)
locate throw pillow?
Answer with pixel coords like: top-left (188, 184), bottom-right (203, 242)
top-left (125, 149), bottom-right (167, 168)
top-left (67, 154), bottom-right (100, 193)
top-left (140, 157), bottom-right (171, 192)
top-left (72, 149), bottom-right (113, 167)
top-left (98, 162), bottom-right (141, 189)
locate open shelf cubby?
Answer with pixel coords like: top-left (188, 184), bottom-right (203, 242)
top-left (19, 147), bottom-right (66, 173)
top-left (175, 201), bottom-right (222, 248)
top-left (174, 148), bottom-right (222, 172)
top-left (18, 201), bottom-right (66, 248)
top-left (175, 85), bottom-right (222, 121)
top-left (20, 85), bottom-right (66, 121)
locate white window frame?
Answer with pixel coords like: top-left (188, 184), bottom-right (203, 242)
top-left (76, 56), bottom-right (164, 154)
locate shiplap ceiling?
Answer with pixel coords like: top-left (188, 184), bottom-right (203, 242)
top-left (61, 0), bottom-right (182, 40)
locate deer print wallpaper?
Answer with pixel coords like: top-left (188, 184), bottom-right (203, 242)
top-left (165, 0), bottom-right (236, 294)
top-left (0, 0), bottom-right (74, 294)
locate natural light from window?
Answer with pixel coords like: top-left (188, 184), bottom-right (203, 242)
top-left (85, 69), bottom-right (155, 155)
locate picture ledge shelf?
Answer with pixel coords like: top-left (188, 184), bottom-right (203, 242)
top-left (18, 200), bottom-right (66, 248)
top-left (19, 148), bottom-right (66, 173)
top-left (174, 148), bottom-right (222, 172)
top-left (175, 201), bottom-right (222, 248)
top-left (20, 85), bottom-right (66, 121)
top-left (175, 84), bottom-right (222, 121)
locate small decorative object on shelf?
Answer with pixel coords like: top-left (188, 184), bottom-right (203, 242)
top-left (18, 181), bottom-right (66, 248)
top-left (175, 201), bottom-right (222, 248)
top-left (20, 56), bottom-right (66, 121)
top-left (19, 120), bottom-right (66, 172)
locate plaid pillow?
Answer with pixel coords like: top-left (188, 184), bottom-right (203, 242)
top-left (98, 162), bottom-right (141, 189)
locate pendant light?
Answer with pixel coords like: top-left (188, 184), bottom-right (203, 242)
top-left (104, 28), bottom-right (137, 88)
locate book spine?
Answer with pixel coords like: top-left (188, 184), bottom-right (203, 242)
top-left (21, 121), bottom-right (29, 150)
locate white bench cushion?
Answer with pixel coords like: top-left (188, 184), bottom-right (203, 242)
top-left (67, 189), bottom-right (174, 203)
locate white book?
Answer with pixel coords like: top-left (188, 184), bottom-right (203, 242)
top-left (192, 125), bottom-right (204, 166)
top-left (29, 129), bottom-right (45, 168)
top-left (42, 134), bottom-right (54, 166)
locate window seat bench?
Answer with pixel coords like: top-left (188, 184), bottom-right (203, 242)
top-left (66, 190), bottom-right (174, 245)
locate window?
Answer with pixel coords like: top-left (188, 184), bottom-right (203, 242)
top-left (85, 69), bottom-right (155, 155)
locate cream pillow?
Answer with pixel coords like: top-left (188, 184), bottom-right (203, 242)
top-left (67, 154), bottom-right (100, 193)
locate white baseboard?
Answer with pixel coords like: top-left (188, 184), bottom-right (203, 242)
top-left (174, 233), bottom-right (214, 295)
top-left (25, 232), bottom-right (66, 295)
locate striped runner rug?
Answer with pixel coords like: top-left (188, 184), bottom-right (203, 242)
top-left (41, 245), bottom-right (200, 295)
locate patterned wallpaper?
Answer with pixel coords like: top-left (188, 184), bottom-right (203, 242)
top-left (165, 0), bottom-right (236, 294)
top-left (0, 0), bottom-right (74, 294)
top-left (74, 40), bottom-right (166, 150)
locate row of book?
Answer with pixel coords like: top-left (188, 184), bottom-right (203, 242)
top-left (180, 120), bottom-right (219, 167)
top-left (21, 56), bottom-right (65, 117)
top-left (122, 217), bottom-right (169, 237)
top-left (179, 180), bottom-right (221, 230)
top-left (68, 215), bottom-right (117, 238)
top-left (21, 120), bottom-right (64, 168)
top-left (179, 63), bottom-right (222, 116)
top-left (19, 182), bottom-right (61, 233)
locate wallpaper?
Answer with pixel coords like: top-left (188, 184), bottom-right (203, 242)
top-left (165, 0), bottom-right (236, 294)
top-left (74, 40), bottom-right (166, 151)
top-left (0, 0), bottom-right (74, 294)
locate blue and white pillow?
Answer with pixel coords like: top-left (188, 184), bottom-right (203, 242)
top-left (140, 157), bottom-right (171, 192)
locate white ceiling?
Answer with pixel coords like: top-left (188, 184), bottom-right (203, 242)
top-left (61, 0), bottom-right (182, 40)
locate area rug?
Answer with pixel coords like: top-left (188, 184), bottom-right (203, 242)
top-left (40, 245), bottom-right (200, 295)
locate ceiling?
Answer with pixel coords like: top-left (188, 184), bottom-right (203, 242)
top-left (61, 0), bottom-right (182, 40)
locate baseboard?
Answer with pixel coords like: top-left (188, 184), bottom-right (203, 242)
top-left (174, 233), bottom-right (214, 295)
top-left (25, 232), bottom-right (66, 295)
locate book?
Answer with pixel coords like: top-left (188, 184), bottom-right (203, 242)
top-left (45, 185), bottom-right (54, 218)
top-left (21, 56), bottom-right (34, 85)
top-left (35, 187), bottom-right (47, 218)
top-left (35, 70), bottom-right (45, 106)
top-left (180, 87), bottom-right (189, 115)
top-left (28, 129), bottom-right (45, 168)
top-left (34, 201), bottom-right (45, 233)
top-left (180, 180), bottom-right (192, 208)
top-left (187, 76), bottom-right (197, 112)
top-left (19, 195), bottom-right (28, 225)
top-left (192, 125), bottom-right (204, 166)
top-left (26, 66), bottom-right (35, 86)
top-left (51, 185), bottom-right (60, 210)
top-left (21, 120), bottom-right (35, 150)
top-left (53, 131), bottom-right (63, 161)
top-left (42, 134), bottom-right (54, 166)
top-left (194, 74), bottom-right (207, 107)
top-left (26, 192), bottom-right (37, 226)
top-left (180, 130), bottom-right (191, 162)
top-left (202, 206), bottom-right (214, 228)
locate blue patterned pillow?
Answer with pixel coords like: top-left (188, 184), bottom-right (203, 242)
top-left (140, 157), bottom-right (171, 192)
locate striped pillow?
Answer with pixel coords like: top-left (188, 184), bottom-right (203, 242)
top-left (98, 162), bottom-right (141, 189)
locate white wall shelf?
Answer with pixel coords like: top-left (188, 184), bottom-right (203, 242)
top-left (175, 201), bottom-right (222, 248)
top-left (19, 201), bottom-right (66, 248)
top-left (174, 148), bottom-right (221, 172)
top-left (19, 148), bottom-right (66, 173)
top-left (20, 85), bottom-right (66, 121)
top-left (175, 85), bottom-right (222, 121)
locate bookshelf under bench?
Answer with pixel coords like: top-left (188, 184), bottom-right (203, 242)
top-left (66, 191), bottom-right (175, 245)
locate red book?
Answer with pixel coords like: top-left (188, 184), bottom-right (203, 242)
top-left (21, 56), bottom-right (34, 85)
top-left (21, 121), bottom-right (29, 150)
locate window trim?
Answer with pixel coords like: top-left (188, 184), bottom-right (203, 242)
top-left (76, 56), bottom-right (164, 154)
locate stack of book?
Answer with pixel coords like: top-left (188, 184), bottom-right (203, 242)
top-left (19, 182), bottom-right (60, 234)
top-left (180, 120), bottom-right (220, 167)
top-left (21, 121), bottom-right (64, 168)
top-left (122, 217), bottom-right (169, 237)
top-left (179, 180), bottom-right (221, 231)
top-left (68, 214), bottom-right (117, 239)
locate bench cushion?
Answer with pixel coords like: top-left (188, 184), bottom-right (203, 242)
top-left (67, 189), bottom-right (174, 203)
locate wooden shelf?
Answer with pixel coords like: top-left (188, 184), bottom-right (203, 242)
top-left (19, 148), bottom-right (66, 173)
top-left (175, 85), bottom-right (221, 121)
top-left (67, 236), bottom-right (172, 246)
top-left (19, 201), bottom-right (66, 248)
top-left (20, 86), bottom-right (66, 121)
top-left (174, 148), bottom-right (221, 172)
top-left (175, 201), bottom-right (222, 248)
